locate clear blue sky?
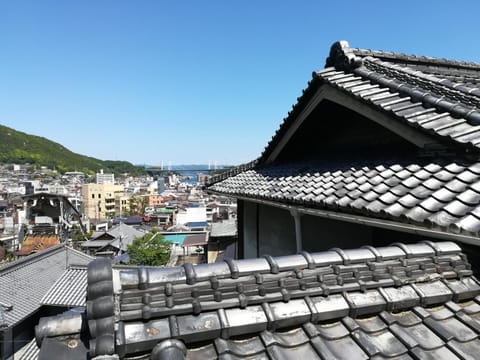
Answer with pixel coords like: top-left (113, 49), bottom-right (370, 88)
top-left (1, 1), bottom-right (479, 166)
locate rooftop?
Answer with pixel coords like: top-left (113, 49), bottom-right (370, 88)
top-left (37, 241), bottom-right (480, 359)
top-left (0, 245), bottom-right (93, 327)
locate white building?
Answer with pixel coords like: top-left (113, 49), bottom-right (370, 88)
top-left (96, 169), bottom-right (115, 184)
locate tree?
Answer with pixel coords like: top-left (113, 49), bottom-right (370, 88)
top-left (127, 228), bottom-right (171, 266)
top-left (128, 195), bottom-right (148, 215)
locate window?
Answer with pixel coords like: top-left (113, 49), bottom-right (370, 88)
top-left (92, 194), bottom-right (95, 199)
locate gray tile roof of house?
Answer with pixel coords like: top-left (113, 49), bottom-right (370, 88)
top-left (36, 241), bottom-right (480, 359)
top-left (0, 245), bottom-right (93, 327)
top-left (0, 304), bottom-right (6, 328)
top-left (258, 41), bottom-right (480, 163)
top-left (209, 160), bottom-right (480, 237)
top-left (87, 223), bottom-right (145, 252)
top-left (41, 266), bottom-right (88, 307)
top-left (14, 338), bottom-right (40, 360)
top-left (81, 239), bottom-right (113, 248)
top-left (206, 42), bottom-right (480, 240)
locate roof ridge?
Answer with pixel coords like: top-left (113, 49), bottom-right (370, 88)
top-left (0, 244), bottom-right (65, 275)
top-left (364, 57), bottom-right (480, 107)
top-left (353, 58), bottom-right (480, 125)
top-left (0, 245), bottom-right (93, 275)
top-left (326, 40), bottom-right (480, 71)
top-left (107, 241), bottom-right (471, 320)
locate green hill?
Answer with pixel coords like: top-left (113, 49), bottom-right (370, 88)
top-left (0, 124), bottom-right (145, 175)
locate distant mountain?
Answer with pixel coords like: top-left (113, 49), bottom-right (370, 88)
top-left (0, 124), bottom-right (145, 175)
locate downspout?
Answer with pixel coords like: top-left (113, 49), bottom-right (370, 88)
top-left (290, 209), bottom-right (303, 253)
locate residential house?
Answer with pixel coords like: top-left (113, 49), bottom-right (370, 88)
top-left (81, 222), bottom-right (145, 257)
top-left (0, 245), bottom-right (92, 360)
top-left (208, 41), bottom-right (480, 273)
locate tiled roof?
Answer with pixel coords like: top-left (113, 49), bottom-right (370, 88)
top-left (14, 338), bottom-right (40, 360)
top-left (37, 241), bottom-right (480, 359)
top-left (181, 233), bottom-right (208, 247)
top-left (258, 41), bottom-right (480, 164)
top-left (17, 234), bottom-right (60, 256)
top-left (41, 266), bottom-right (88, 307)
top-left (0, 245), bottom-right (93, 327)
top-left (87, 223), bottom-right (145, 252)
top-left (81, 239), bottom-right (113, 248)
top-left (209, 160), bottom-right (480, 237)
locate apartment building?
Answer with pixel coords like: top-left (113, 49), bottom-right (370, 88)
top-left (82, 183), bottom-right (124, 220)
top-left (95, 169), bottom-right (115, 184)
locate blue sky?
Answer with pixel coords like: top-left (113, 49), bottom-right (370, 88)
top-left (1, 1), bottom-right (479, 166)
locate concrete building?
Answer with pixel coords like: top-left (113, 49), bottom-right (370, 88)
top-left (82, 183), bottom-right (124, 221)
top-left (95, 169), bottom-right (115, 184)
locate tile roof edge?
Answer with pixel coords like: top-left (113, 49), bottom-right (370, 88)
top-left (326, 40), bottom-right (480, 71)
top-left (66, 246), bottom-right (95, 262)
top-left (0, 245), bottom-right (94, 276)
top-left (206, 159), bottom-right (259, 186)
top-left (114, 241), bottom-right (463, 287)
top-left (0, 244), bottom-right (65, 274)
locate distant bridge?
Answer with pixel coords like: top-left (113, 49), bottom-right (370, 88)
top-left (145, 167), bottom-right (220, 176)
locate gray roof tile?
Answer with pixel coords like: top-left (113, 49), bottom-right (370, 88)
top-left (37, 241), bottom-right (480, 360)
top-left (0, 245), bottom-right (92, 327)
top-left (209, 161), bottom-right (480, 236)
top-left (41, 266), bottom-right (88, 307)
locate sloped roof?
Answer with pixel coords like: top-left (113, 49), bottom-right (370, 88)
top-left (209, 160), bottom-right (480, 237)
top-left (260, 41), bottom-right (480, 164)
top-left (207, 41), bottom-right (480, 240)
top-left (181, 233), bottom-right (208, 247)
top-left (37, 241), bottom-right (480, 359)
top-left (41, 266), bottom-right (88, 307)
top-left (86, 223), bottom-right (145, 252)
top-left (0, 245), bottom-right (93, 327)
top-left (17, 234), bottom-right (60, 256)
top-left (14, 338), bottom-right (40, 360)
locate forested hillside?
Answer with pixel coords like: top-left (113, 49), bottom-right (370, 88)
top-left (0, 124), bottom-right (145, 175)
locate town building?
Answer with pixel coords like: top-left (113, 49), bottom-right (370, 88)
top-left (0, 245), bottom-right (92, 360)
top-left (82, 183), bottom-right (124, 221)
top-left (95, 169), bottom-right (115, 184)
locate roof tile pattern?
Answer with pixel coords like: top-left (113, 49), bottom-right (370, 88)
top-left (187, 301), bottom-right (480, 360)
top-left (209, 161), bottom-right (480, 236)
top-left (75, 241), bottom-right (480, 359)
top-left (14, 338), bottom-right (40, 360)
top-left (37, 241), bottom-right (480, 359)
top-left (41, 266), bottom-right (88, 307)
top-left (0, 245), bottom-right (93, 327)
top-left (17, 234), bottom-right (60, 256)
top-left (317, 66), bottom-right (480, 148)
